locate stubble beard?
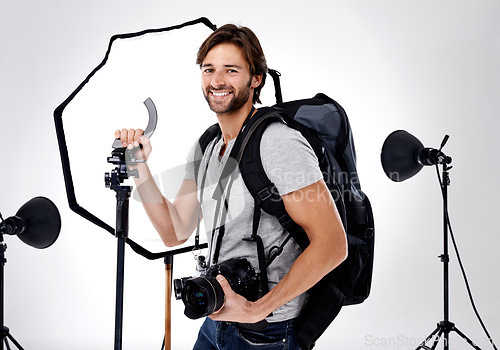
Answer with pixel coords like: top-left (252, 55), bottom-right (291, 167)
top-left (204, 79), bottom-right (252, 114)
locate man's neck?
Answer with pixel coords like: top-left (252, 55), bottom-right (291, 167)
top-left (216, 102), bottom-right (255, 144)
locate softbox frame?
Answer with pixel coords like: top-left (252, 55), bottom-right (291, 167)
top-left (53, 17), bottom-right (217, 259)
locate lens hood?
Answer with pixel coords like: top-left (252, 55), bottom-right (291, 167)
top-left (182, 276), bottom-right (224, 319)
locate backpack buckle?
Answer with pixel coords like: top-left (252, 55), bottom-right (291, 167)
top-left (278, 214), bottom-right (293, 228)
top-left (257, 187), bottom-right (273, 202)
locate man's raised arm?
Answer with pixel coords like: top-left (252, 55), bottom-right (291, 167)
top-left (116, 128), bottom-right (201, 247)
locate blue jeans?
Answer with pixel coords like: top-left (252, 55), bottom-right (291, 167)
top-left (193, 318), bottom-right (300, 350)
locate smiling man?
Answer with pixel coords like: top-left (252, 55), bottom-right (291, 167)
top-left (200, 43), bottom-right (258, 114)
top-left (117, 24), bottom-right (347, 350)
top-left (197, 27), bottom-right (265, 150)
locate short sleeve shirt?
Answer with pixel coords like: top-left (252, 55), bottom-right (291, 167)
top-left (185, 121), bottom-right (323, 322)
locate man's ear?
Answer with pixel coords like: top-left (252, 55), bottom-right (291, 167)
top-left (251, 74), bottom-right (263, 89)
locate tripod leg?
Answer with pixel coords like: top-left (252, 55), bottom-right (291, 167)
top-left (452, 327), bottom-right (482, 350)
top-left (4, 332), bottom-right (24, 350)
top-left (430, 327), bottom-right (444, 350)
top-left (416, 325), bottom-right (441, 350)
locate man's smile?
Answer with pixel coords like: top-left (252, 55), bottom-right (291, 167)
top-left (211, 91), bottom-right (232, 97)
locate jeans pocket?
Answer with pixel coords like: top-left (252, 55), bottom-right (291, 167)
top-left (237, 327), bottom-right (286, 347)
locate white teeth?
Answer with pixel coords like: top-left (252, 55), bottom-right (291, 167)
top-left (212, 91), bottom-right (230, 97)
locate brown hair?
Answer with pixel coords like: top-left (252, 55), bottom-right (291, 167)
top-left (196, 24), bottom-right (268, 104)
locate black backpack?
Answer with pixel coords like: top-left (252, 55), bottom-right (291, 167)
top-left (195, 93), bottom-right (374, 349)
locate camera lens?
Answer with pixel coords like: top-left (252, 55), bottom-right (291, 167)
top-left (182, 277), bottom-right (224, 319)
top-left (185, 285), bottom-right (208, 309)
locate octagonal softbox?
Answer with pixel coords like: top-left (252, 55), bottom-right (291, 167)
top-left (54, 18), bottom-right (216, 252)
top-left (54, 18), bottom-right (216, 241)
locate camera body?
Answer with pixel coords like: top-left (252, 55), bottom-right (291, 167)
top-left (174, 257), bottom-right (260, 319)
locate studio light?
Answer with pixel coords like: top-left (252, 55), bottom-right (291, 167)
top-left (381, 130), bottom-right (451, 182)
top-left (0, 196), bottom-right (61, 349)
top-left (379, 131), bottom-right (497, 350)
top-left (0, 197), bottom-right (61, 249)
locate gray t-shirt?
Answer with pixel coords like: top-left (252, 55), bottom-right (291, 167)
top-left (184, 121), bottom-right (323, 322)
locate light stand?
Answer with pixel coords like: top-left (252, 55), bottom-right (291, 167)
top-left (105, 147), bottom-right (208, 350)
top-left (381, 131), bottom-right (485, 350)
top-left (0, 234), bottom-right (24, 350)
top-left (0, 197), bottom-right (61, 350)
top-left (105, 147), bottom-right (136, 350)
top-left (415, 162), bottom-right (481, 350)
top-left (113, 187), bottom-right (130, 350)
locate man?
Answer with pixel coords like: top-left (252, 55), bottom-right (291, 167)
top-left (117, 24), bottom-right (347, 349)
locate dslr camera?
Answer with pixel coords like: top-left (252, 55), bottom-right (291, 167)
top-left (174, 257), bottom-right (260, 319)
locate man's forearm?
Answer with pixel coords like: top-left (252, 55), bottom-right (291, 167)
top-left (132, 162), bottom-right (190, 246)
top-left (251, 179), bottom-right (347, 321)
top-left (251, 237), bottom-right (346, 322)
top-left (209, 179), bottom-right (347, 324)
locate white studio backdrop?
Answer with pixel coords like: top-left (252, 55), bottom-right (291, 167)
top-left (1, 1), bottom-right (499, 349)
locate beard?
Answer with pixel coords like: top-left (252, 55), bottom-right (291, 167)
top-left (204, 78), bottom-right (252, 114)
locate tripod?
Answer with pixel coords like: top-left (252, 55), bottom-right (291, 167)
top-left (415, 162), bottom-right (481, 350)
top-left (0, 236), bottom-right (24, 350)
top-left (105, 145), bottom-right (211, 350)
top-left (105, 147), bottom-right (134, 350)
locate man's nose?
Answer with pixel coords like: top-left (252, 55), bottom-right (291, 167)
top-left (210, 71), bottom-right (225, 89)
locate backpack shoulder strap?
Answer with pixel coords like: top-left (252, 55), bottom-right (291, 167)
top-left (199, 123), bottom-right (221, 153)
top-left (237, 108), bottom-right (310, 250)
top-left (194, 123), bottom-right (221, 183)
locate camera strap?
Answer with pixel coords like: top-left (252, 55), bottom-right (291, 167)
top-left (194, 131), bottom-right (233, 266)
top-left (193, 134), bottom-right (219, 253)
top-left (195, 107), bottom-right (254, 262)
top-left (198, 107), bottom-right (272, 296)
top-left (241, 196), bottom-right (270, 295)
top-left (211, 107), bottom-right (255, 265)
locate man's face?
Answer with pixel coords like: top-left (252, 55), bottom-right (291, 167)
top-left (201, 43), bottom-right (259, 114)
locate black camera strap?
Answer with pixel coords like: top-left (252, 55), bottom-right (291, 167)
top-left (194, 129), bottom-right (233, 266)
top-left (198, 107), bottom-right (272, 296)
top-left (195, 107), bottom-right (253, 262)
top-left (193, 134), bottom-right (219, 254)
top-left (211, 107), bottom-right (255, 264)
top-left (241, 196), bottom-right (270, 295)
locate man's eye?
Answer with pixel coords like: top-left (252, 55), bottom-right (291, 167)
top-left (203, 69), bottom-right (213, 74)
